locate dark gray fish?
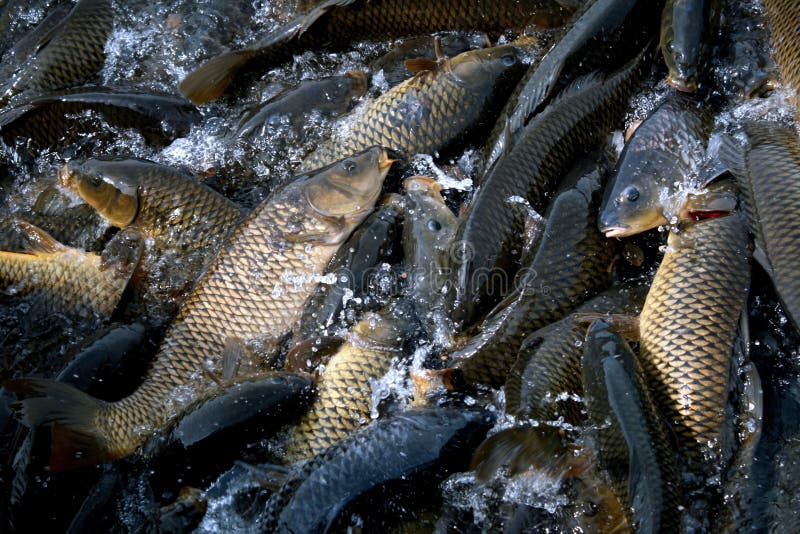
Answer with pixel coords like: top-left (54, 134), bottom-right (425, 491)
top-left (263, 408), bottom-right (493, 533)
top-left (660, 0), bottom-right (721, 92)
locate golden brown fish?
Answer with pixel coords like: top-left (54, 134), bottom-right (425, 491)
top-left (639, 211), bottom-right (750, 466)
top-left (762, 0), bottom-right (800, 123)
top-left (6, 148), bottom-right (393, 470)
top-left (299, 44), bottom-right (526, 172)
top-left (0, 220), bottom-right (140, 319)
top-left (285, 301), bottom-right (410, 461)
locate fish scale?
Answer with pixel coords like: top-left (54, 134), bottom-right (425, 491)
top-left (452, 47), bottom-right (650, 325)
top-left (300, 44), bottom-right (525, 172)
top-left (0, 0), bottom-right (113, 106)
top-left (639, 212), bottom-right (749, 464)
top-left (286, 307), bottom-right (406, 461)
top-left (720, 122), bottom-right (800, 330)
top-left (763, 0), bottom-right (800, 124)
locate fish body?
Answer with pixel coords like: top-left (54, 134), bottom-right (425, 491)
top-left (582, 319), bottom-right (682, 533)
top-left (639, 212), bottom-right (750, 464)
top-left (235, 72), bottom-right (368, 141)
top-left (0, 88), bottom-right (200, 149)
top-left (720, 122), bottom-right (800, 331)
top-left (660, 0), bottom-right (721, 92)
top-left (7, 148), bottom-right (393, 469)
top-left (506, 284), bottom-right (647, 424)
top-left (59, 158), bottom-right (244, 252)
top-left (762, 0), bottom-right (800, 123)
top-left (447, 170), bottom-right (614, 388)
top-left (452, 48), bottom-right (648, 325)
top-left (300, 44), bottom-right (526, 172)
top-left (402, 176), bottom-right (457, 343)
top-left (0, 222), bottom-right (140, 319)
top-left (296, 198), bottom-right (403, 340)
top-left (599, 92), bottom-right (713, 238)
top-left (0, 0), bottom-right (113, 106)
top-left (179, 0), bottom-right (570, 104)
top-left (264, 408), bottom-right (493, 533)
top-left (286, 302), bottom-right (411, 461)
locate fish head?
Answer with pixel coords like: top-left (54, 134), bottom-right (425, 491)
top-left (343, 71), bottom-right (369, 99)
top-left (599, 151), bottom-right (678, 238)
top-left (305, 147), bottom-right (394, 225)
top-left (58, 160), bottom-right (139, 228)
top-left (402, 176), bottom-right (457, 277)
top-left (448, 45), bottom-right (523, 90)
top-left (660, 1), bottom-right (705, 93)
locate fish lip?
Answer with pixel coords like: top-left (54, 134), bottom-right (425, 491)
top-left (602, 226), bottom-right (632, 238)
top-left (666, 75), bottom-right (697, 93)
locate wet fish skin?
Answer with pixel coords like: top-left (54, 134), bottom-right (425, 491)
top-left (264, 408), bottom-right (493, 533)
top-left (599, 92), bottom-right (713, 238)
top-left (235, 72), bottom-right (368, 141)
top-left (6, 148), bottom-right (393, 470)
top-left (0, 222), bottom-right (141, 319)
top-left (369, 33), bottom-right (476, 88)
top-left (402, 176), bottom-right (458, 343)
top-left (59, 158), bottom-right (244, 251)
top-left (447, 169), bottom-right (614, 389)
top-left (762, 0), bottom-right (800, 123)
top-left (0, 0), bottom-right (113, 106)
top-left (506, 284), bottom-right (648, 424)
top-left (660, 0), bottom-right (721, 92)
top-left (719, 122), bottom-right (800, 331)
top-left (286, 301), bottom-right (411, 461)
top-left (582, 319), bottom-right (682, 533)
top-left (179, 0), bottom-right (570, 104)
top-left (300, 44), bottom-right (527, 172)
top-left (296, 198), bottom-right (403, 341)
top-left (482, 0), bottom-right (662, 171)
top-left (639, 212), bottom-right (750, 465)
top-left (451, 47), bottom-right (650, 326)
top-left (0, 88), bottom-right (201, 149)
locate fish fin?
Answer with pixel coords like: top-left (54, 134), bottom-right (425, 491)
top-left (99, 229), bottom-right (143, 275)
top-left (717, 133), bottom-right (749, 180)
top-left (285, 335), bottom-right (344, 374)
top-left (471, 426), bottom-right (581, 481)
top-left (32, 185), bottom-right (68, 215)
top-left (236, 461), bottom-right (290, 491)
top-left (222, 336), bottom-right (246, 380)
top-left (404, 58), bottom-right (438, 73)
top-left (14, 221), bottom-right (66, 255)
top-left (4, 378), bottom-right (114, 470)
top-left (179, 50), bottom-right (254, 105)
top-left (752, 243), bottom-right (773, 278)
top-left (572, 313), bottom-right (640, 342)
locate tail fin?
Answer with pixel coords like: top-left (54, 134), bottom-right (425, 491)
top-left (471, 426), bottom-right (589, 482)
top-left (179, 51), bottom-right (253, 105)
top-left (4, 379), bottom-right (115, 470)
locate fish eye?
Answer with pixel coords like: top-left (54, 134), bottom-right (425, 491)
top-left (623, 186), bottom-right (640, 202)
top-left (427, 219), bottom-right (442, 232)
top-left (501, 53), bottom-right (516, 67)
top-left (342, 160), bottom-right (358, 175)
top-left (88, 175), bottom-right (104, 188)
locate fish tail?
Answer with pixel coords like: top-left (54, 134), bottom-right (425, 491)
top-left (179, 50), bottom-right (253, 105)
top-left (4, 378), bottom-right (119, 470)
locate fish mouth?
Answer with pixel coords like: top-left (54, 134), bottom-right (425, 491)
top-left (666, 75), bottom-right (697, 93)
top-left (602, 226), bottom-right (632, 238)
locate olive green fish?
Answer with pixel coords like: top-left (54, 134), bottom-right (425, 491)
top-left (6, 148), bottom-right (393, 470)
top-left (286, 301), bottom-right (410, 461)
top-left (505, 284), bottom-right (647, 425)
top-left (0, 221), bottom-right (140, 319)
top-left (451, 47), bottom-right (650, 326)
top-left (444, 169), bottom-right (614, 389)
top-left (720, 122), bottom-right (800, 331)
top-left (299, 44), bottom-right (526, 172)
top-left (599, 92), bottom-right (713, 238)
top-left (59, 158), bottom-right (244, 252)
top-left (660, 0), bottom-right (721, 92)
top-left (402, 176), bottom-right (457, 344)
top-left (0, 0), bottom-right (113, 107)
top-left (582, 319), bottom-right (682, 533)
top-left (762, 0), bottom-right (800, 123)
top-left (179, 0), bottom-right (570, 104)
top-left (639, 212), bottom-right (750, 465)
